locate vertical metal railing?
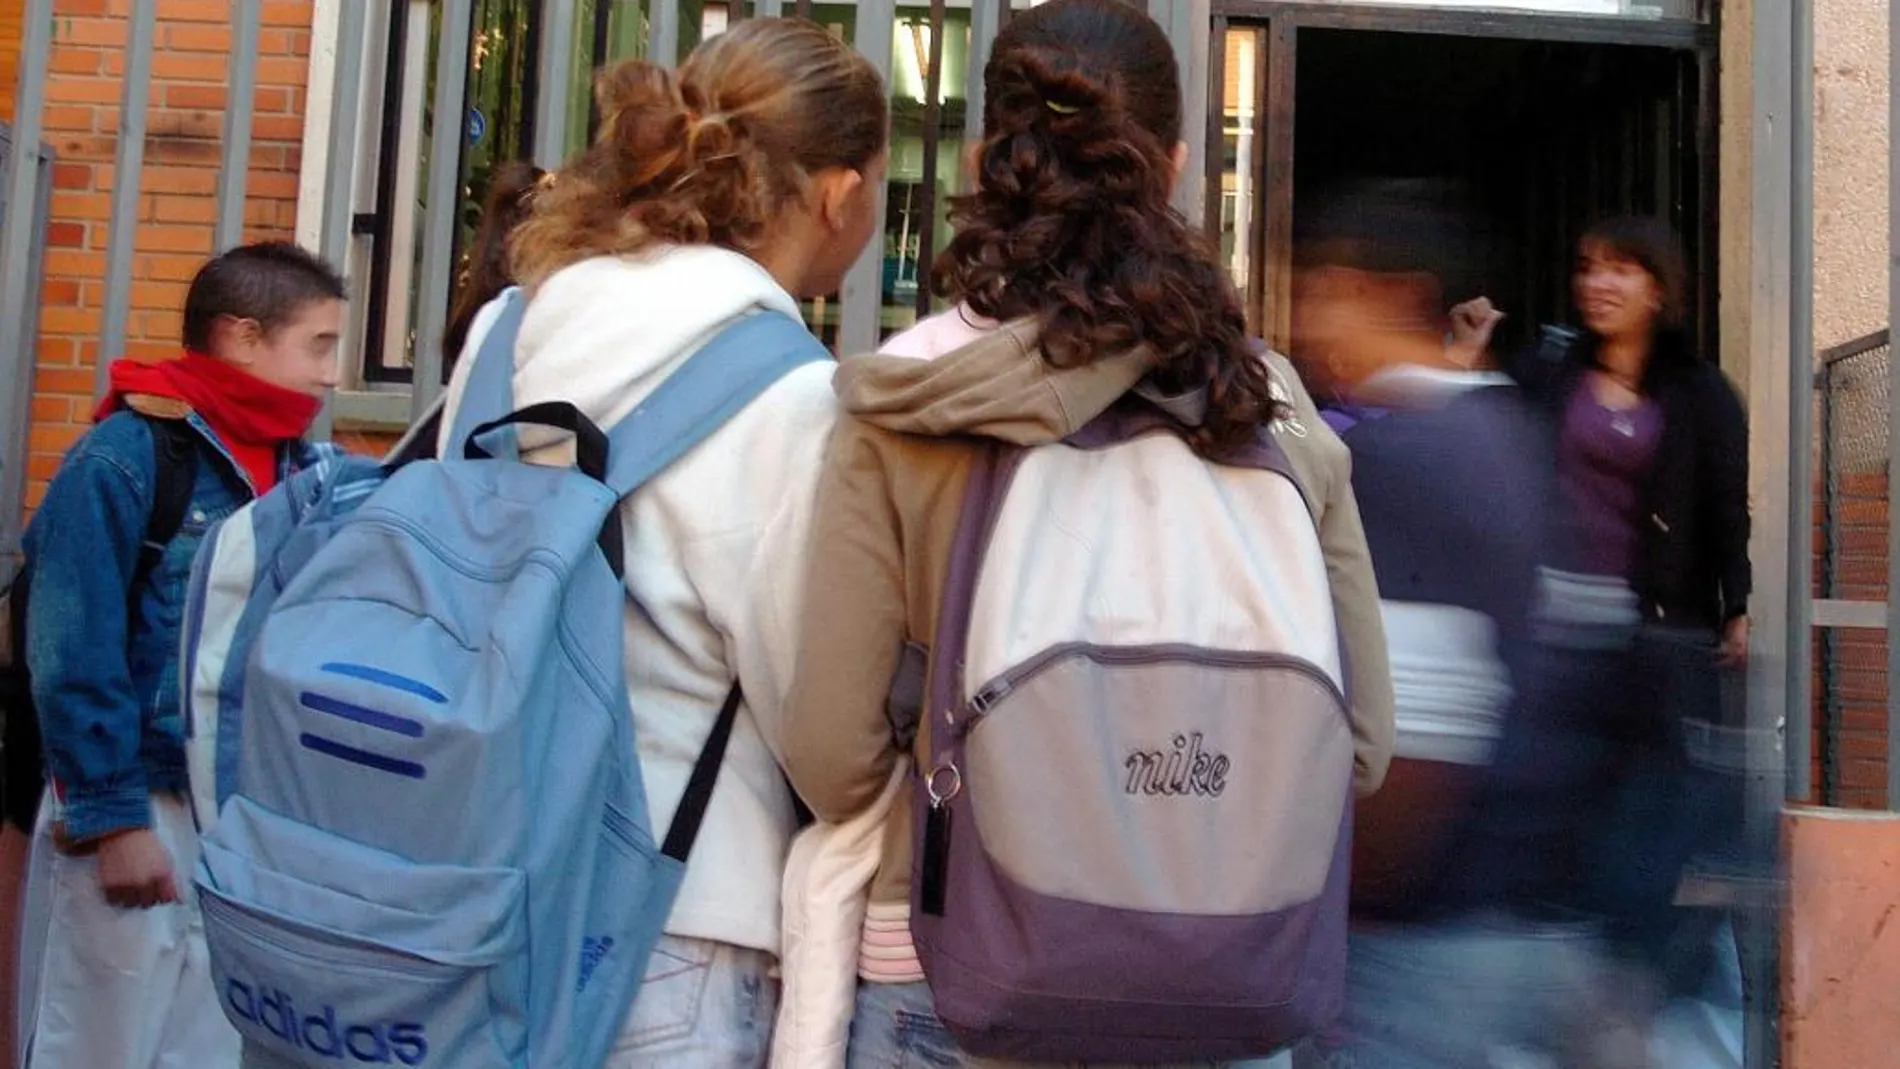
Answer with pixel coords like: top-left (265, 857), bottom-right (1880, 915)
top-left (1887, 0), bottom-right (1900, 809)
top-left (1153, 0), bottom-right (1210, 223)
top-left (0, 123), bottom-right (54, 569)
top-left (1813, 331), bottom-right (1892, 806)
top-left (1744, 0), bottom-right (1795, 1057)
top-left (1788, 0), bottom-right (1816, 804)
top-left (652, 0), bottom-right (684, 69)
top-left (215, 0), bottom-right (266, 252)
top-left (913, 0), bottom-right (948, 321)
top-left (0, 0), bottom-right (56, 544)
top-left (310, 0), bottom-right (372, 440)
top-left (837, 0), bottom-right (895, 357)
top-left (535, 0), bottom-right (580, 165)
top-left (358, 0), bottom-right (418, 381)
top-left (409, 0), bottom-right (479, 422)
top-left (92, 0), bottom-right (159, 399)
top-left (964, 0), bottom-right (1005, 149)
top-left (375, 0), bottom-right (1207, 405)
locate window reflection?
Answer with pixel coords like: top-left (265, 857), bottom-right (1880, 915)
top-left (1217, 25), bottom-right (1265, 331)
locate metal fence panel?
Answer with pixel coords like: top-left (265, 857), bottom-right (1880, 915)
top-left (1817, 333), bottom-right (1892, 807)
top-left (410, 0), bottom-right (479, 422)
top-left (0, 0), bottom-right (57, 569)
top-left (1788, 0), bottom-right (1817, 806)
top-left (0, 125), bottom-right (53, 573)
top-left (838, 0), bottom-right (895, 357)
top-left (94, 0), bottom-right (160, 400)
top-left (1887, 0), bottom-right (1900, 810)
top-left (311, 0), bottom-right (374, 440)
top-left (216, 0), bottom-right (267, 252)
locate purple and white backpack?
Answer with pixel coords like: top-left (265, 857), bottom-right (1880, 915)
top-left (912, 392), bottom-right (1352, 1063)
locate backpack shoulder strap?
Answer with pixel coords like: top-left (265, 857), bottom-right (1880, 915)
top-left (602, 309), bottom-right (827, 864)
top-left (385, 396), bottom-right (445, 468)
top-left (137, 416), bottom-right (201, 585)
top-left (446, 288), bottom-right (531, 458)
top-left (603, 310), bottom-right (830, 498)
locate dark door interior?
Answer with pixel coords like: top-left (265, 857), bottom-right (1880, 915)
top-left (1289, 29), bottom-right (1713, 358)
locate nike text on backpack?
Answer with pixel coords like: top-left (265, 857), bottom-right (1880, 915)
top-left (186, 288), bottom-right (827, 1069)
top-left (910, 400), bottom-right (1354, 1063)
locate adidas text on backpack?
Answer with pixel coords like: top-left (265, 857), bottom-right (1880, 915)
top-left (190, 288), bottom-right (826, 1069)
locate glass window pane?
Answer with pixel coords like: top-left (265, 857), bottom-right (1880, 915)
top-left (881, 4), bottom-right (969, 341)
top-left (1218, 26), bottom-right (1265, 328)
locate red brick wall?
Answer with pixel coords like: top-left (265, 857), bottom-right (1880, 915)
top-left (1, 3), bottom-right (22, 123)
top-left (25, 0), bottom-right (315, 508)
top-left (1814, 468), bottom-right (1892, 807)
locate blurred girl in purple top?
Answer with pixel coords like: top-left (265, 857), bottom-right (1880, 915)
top-left (1455, 218), bottom-right (1752, 1049)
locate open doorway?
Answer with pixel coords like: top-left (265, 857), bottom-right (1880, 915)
top-left (1293, 30), bottom-right (1711, 356)
top-left (1213, 15), bottom-right (1716, 361)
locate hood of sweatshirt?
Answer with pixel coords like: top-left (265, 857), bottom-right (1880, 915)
top-left (833, 316), bottom-right (1161, 446)
top-left (448, 244), bottom-right (806, 443)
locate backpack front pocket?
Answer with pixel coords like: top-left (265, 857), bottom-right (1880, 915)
top-left (197, 797), bottom-right (528, 1069)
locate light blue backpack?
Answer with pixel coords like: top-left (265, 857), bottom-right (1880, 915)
top-left (185, 288), bottom-right (827, 1069)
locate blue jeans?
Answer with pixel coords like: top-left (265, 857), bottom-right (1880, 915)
top-left (844, 980), bottom-right (1292, 1069)
top-left (606, 935), bottom-right (778, 1068)
top-left (1333, 916), bottom-right (1638, 1069)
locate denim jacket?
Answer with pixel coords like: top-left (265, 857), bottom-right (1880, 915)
top-left (24, 395), bottom-right (338, 842)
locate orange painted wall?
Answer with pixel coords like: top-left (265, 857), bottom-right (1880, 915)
top-left (1783, 808), bottom-right (1900, 1067)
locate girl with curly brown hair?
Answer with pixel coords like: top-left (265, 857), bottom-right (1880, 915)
top-left (776, 1), bottom-right (1392, 1065)
top-left (425, 19), bottom-right (887, 1069)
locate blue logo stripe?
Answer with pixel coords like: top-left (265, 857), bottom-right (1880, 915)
top-left (299, 692), bottom-right (427, 738)
top-left (298, 733), bottom-right (427, 779)
top-left (317, 663), bottom-right (448, 704)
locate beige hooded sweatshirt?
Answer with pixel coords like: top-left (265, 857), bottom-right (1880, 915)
top-left (780, 312), bottom-right (1394, 921)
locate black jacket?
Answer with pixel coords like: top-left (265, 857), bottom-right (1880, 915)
top-left (1510, 325), bottom-right (1750, 633)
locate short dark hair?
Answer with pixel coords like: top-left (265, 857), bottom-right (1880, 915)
top-left (181, 242), bottom-right (348, 353)
top-left (1580, 215), bottom-right (1688, 329)
top-left (1296, 178), bottom-right (1476, 287)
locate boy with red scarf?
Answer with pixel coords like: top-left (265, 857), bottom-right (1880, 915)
top-left (17, 243), bottom-right (346, 1069)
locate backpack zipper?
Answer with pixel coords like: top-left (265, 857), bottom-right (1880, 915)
top-left (961, 643), bottom-right (1345, 734)
top-left (199, 887), bottom-right (455, 978)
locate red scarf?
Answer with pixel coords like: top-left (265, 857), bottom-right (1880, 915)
top-left (93, 351), bottom-right (321, 495)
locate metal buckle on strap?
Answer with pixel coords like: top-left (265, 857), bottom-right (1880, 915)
top-left (925, 763), bottom-right (962, 809)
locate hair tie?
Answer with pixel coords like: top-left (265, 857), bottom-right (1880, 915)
top-left (1045, 99), bottom-right (1081, 115)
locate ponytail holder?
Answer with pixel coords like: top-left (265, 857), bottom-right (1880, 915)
top-left (1045, 100), bottom-right (1082, 115)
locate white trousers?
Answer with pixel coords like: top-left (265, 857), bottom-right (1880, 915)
top-left (19, 791), bottom-right (238, 1069)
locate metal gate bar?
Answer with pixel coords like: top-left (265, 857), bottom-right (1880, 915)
top-left (0, 0), bottom-right (56, 527)
top-left (216, 0), bottom-right (267, 252)
top-left (93, 0), bottom-right (160, 399)
top-left (410, 0), bottom-right (480, 422)
top-left (838, 0), bottom-right (895, 357)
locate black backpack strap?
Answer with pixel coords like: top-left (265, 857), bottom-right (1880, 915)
top-left (660, 685), bottom-right (743, 862)
top-left (136, 417), bottom-right (201, 586)
top-left (384, 396), bottom-right (445, 469)
top-left (2, 574), bottom-right (39, 831)
top-left (0, 415), bottom-right (199, 832)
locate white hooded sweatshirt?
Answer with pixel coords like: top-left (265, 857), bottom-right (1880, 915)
top-left (437, 245), bottom-right (838, 954)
